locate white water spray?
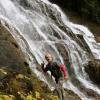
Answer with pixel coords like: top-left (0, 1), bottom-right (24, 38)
top-left (0, 0), bottom-right (100, 99)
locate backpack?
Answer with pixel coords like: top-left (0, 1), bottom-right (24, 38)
top-left (59, 64), bottom-right (67, 79)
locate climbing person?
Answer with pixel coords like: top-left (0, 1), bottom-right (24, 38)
top-left (41, 53), bottom-right (67, 100)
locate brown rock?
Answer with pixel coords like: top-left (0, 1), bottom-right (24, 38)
top-left (85, 59), bottom-right (100, 85)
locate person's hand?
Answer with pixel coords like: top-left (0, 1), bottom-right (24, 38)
top-left (41, 61), bottom-right (45, 68)
top-left (41, 62), bottom-right (45, 72)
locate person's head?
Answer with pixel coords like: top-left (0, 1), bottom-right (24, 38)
top-left (45, 53), bottom-right (53, 63)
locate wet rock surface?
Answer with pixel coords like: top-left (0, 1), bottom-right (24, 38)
top-left (60, 9), bottom-right (100, 43)
top-left (0, 21), bottom-right (81, 100)
top-left (85, 59), bottom-right (100, 85)
top-left (50, 0), bottom-right (100, 24)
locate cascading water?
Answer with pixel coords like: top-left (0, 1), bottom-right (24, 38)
top-left (0, 0), bottom-right (100, 99)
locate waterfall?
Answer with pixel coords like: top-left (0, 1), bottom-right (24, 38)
top-left (0, 0), bottom-right (100, 99)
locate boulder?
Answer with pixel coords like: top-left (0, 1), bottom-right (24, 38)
top-left (85, 59), bottom-right (100, 85)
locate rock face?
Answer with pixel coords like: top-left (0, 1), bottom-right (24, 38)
top-left (85, 60), bottom-right (100, 85)
top-left (0, 21), bottom-right (81, 100)
top-left (0, 22), bottom-right (30, 75)
top-left (0, 21), bottom-right (57, 99)
top-left (50, 0), bottom-right (100, 24)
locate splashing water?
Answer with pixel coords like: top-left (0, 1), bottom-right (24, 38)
top-left (0, 0), bottom-right (100, 99)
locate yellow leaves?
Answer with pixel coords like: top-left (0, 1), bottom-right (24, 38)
top-left (15, 74), bottom-right (24, 79)
top-left (26, 94), bottom-right (36, 100)
top-left (26, 91), bottom-right (44, 100)
top-left (48, 95), bottom-right (60, 100)
top-left (35, 91), bottom-right (44, 100)
top-left (0, 95), bottom-right (15, 100)
top-left (17, 91), bottom-right (26, 100)
top-left (35, 91), bottom-right (40, 99)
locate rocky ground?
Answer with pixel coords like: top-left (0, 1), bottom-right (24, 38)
top-left (0, 20), bottom-right (81, 100)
